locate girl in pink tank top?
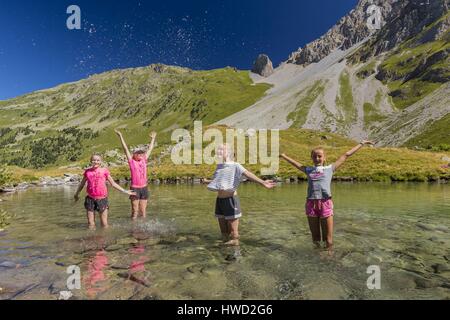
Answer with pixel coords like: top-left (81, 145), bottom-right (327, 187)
top-left (74, 154), bottom-right (135, 229)
top-left (115, 130), bottom-right (157, 220)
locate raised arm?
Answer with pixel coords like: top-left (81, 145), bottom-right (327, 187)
top-left (114, 129), bottom-right (132, 161)
top-left (146, 131), bottom-right (157, 160)
top-left (107, 175), bottom-right (135, 196)
top-left (279, 153), bottom-right (306, 173)
top-left (243, 170), bottom-right (276, 189)
top-left (333, 140), bottom-right (374, 171)
top-left (74, 176), bottom-right (87, 202)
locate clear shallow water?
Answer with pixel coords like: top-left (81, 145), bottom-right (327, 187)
top-left (0, 183), bottom-right (449, 300)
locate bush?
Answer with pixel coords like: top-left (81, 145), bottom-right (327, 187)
top-left (429, 144), bottom-right (450, 152)
top-left (0, 165), bottom-right (11, 186)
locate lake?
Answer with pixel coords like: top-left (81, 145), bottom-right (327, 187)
top-left (0, 183), bottom-right (449, 300)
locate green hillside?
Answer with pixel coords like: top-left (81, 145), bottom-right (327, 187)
top-left (2, 128), bottom-right (449, 186)
top-left (0, 65), bottom-right (270, 169)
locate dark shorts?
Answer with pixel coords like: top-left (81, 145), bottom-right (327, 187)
top-left (130, 186), bottom-right (149, 200)
top-left (84, 196), bottom-right (109, 213)
top-left (215, 196), bottom-right (242, 220)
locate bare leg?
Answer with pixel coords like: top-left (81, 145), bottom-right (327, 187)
top-left (138, 200), bottom-right (148, 218)
top-left (87, 211), bottom-right (96, 229)
top-left (307, 217), bottom-right (321, 248)
top-left (225, 219), bottom-right (240, 246)
top-left (320, 216), bottom-right (334, 249)
top-left (320, 218), bottom-right (328, 243)
top-left (131, 199), bottom-right (139, 220)
top-left (218, 218), bottom-right (229, 241)
top-left (99, 209), bottom-right (109, 228)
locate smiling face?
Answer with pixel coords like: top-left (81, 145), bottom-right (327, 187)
top-left (311, 148), bottom-right (326, 166)
top-left (133, 152), bottom-right (145, 161)
top-left (90, 155), bottom-right (102, 168)
top-left (216, 144), bottom-right (233, 163)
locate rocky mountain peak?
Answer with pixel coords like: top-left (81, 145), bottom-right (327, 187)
top-left (251, 54), bottom-right (274, 77)
top-left (286, 0), bottom-right (422, 66)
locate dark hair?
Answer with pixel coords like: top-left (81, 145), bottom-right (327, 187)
top-left (133, 150), bottom-right (146, 155)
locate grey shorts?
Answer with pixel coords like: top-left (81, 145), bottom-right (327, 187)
top-left (215, 196), bottom-right (242, 220)
top-left (130, 186), bottom-right (149, 200)
top-left (84, 196), bottom-right (109, 213)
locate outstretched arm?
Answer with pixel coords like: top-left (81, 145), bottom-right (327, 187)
top-left (114, 129), bottom-right (132, 161)
top-left (243, 171), bottom-right (276, 189)
top-left (279, 153), bottom-right (306, 173)
top-left (333, 140), bottom-right (374, 171)
top-left (74, 176), bottom-right (87, 202)
top-left (201, 178), bottom-right (213, 184)
top-left (146, 131), bottom-right (157, 160)
top-left (107, 176), bottom-right (136, 196)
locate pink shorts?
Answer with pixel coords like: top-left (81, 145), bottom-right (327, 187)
top-left (306, 199), bottom-right (334, 218)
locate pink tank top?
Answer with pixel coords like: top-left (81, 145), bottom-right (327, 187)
top-left (129, 158), bottom-right (148, 188)
top-left (84, 167), bottom-right (110, 199)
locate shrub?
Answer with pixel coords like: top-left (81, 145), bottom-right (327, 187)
top-left (0, 165), bottom-right (11, 186)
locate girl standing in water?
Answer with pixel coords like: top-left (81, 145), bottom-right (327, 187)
top-left (280, 141), bottom-right (374, 251)
top-left (115, 130), bottom-right (157, 220)
top-left (203, 144), bottom-right (276, 246)
top-left (74, 153), bottom-right (135, 229)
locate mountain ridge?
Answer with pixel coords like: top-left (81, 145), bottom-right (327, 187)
top-left (0, 0), bottom-right (449, 171)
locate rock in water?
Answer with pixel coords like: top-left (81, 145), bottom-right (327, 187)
top-left (251, 54), bottom-right (274, 77)
top-left (58, 291), bottom-right (73, 300)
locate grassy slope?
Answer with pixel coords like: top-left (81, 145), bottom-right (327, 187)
top-left (377, 12), bottom-right (450, 110)
top-left (0, 66), bottom-right (270, 168)
top-left (287, 80), bottom-right (325, 127)
top-left (403, 113), bottom-right (450, 149)
top-left (5, 128), bottom-right (449, 184)
top-left (348, 11), bottom-right (450, 149)
top-left (336, 71), bottom-right (357, 133)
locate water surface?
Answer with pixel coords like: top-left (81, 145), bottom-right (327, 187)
top-left (0, 183), bottom-right (449, 300)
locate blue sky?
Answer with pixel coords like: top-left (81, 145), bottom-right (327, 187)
top-left (0, 0), bottom-right (358, 100)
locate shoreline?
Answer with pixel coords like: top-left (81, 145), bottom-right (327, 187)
top-left (1, 173), bottom-right (449, 195)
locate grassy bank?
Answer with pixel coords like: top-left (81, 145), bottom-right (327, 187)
top-left (2, 129), bottom-right (449, 185)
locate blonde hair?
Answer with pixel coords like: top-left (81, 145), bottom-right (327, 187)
top-left (90, 153), bottom-right (103, 161)
top-left (217, 143), bottom-right (234, 162)
top-left (310, 147), bottom-right (325, 157)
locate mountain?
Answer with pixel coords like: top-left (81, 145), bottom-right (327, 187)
top-left (0, 0), bottom-right (449, 171)
top-left (0, 65), bottom-right (269, 168)
top-left (218, 0), bottom-right (450, 148)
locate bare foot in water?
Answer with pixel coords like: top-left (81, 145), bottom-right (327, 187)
top-left (313, 241), bottom-right (321, 249)
top-left (225, 239), bottom-right (240, 246)
top-left (321, 244), bottom-right (334, 258)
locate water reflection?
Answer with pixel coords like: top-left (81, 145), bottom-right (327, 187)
top-left (82, 235), bottom-right (109, 298)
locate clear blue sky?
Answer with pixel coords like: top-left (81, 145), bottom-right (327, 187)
top-left (0, 0), bottom-right (358, 100)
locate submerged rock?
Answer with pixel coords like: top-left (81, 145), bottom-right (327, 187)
top-left (58, 291), bottom-right (73, 300)
top-left (414, 277), bottom-right (440, 289)
top-left (0, 261), bottom-right (19, 268)
top-left (416, 223), bottom-right (436, 231)
top-left (432, 263), bottom-right (450, 274)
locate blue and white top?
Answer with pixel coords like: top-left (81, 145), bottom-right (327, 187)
top-left (305, 165), bottom-right (335, 199)
top-left (207, 162), bottom-right (247, 192)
